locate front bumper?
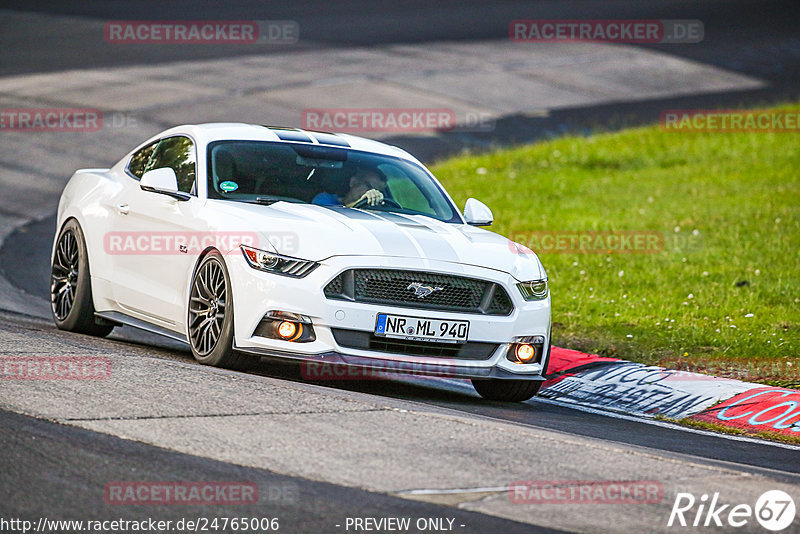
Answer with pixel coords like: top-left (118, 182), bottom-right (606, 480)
top-left (234, 346), bottom-right (550, 381)
top-left (228, 254), bottom-right (551, 380)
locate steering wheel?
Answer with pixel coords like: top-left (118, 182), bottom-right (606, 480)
top-left (353, 196), bottom-right (402, 209)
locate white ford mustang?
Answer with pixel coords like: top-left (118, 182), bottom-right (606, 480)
top-left (51, 124), bottom-right (551, 401)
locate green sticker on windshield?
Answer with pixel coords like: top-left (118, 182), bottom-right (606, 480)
top-left (219, 181), bottom-right (238, 192)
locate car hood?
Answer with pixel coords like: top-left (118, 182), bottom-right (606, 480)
top-left (208, 201), bottom-right (545, 281)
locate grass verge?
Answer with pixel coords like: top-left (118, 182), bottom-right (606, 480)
top-left (432, 102), bottom-right (799, 385)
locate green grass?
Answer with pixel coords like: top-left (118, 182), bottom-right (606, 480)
top-left (431, 103), bottom-right (800, 384)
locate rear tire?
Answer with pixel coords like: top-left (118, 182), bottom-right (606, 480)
top-left (471, 379), bottom-right (542, 402)
top-left (187, 251), bottom-right (253, 370)
top-left (50, 219), bottom-right (114, 337)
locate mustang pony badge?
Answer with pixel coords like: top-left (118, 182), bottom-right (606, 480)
top-left (407, 282), bottom-right (444, 299)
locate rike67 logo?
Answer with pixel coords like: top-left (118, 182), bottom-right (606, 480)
top-left (668, 490), bottom-right (796, 531)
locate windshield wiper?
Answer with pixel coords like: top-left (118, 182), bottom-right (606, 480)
top-left (253, 197), bottom-right (282, 205)
top-left (248, 196), bottom-right (304, 205)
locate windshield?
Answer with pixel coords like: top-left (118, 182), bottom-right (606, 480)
top-left (206, 141), bottom-right (460, 223)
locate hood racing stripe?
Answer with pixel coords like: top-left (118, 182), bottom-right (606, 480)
top-left (360, 211), bottom-right (461, 264)
top-left (322, 207), bottom-right (420, 257)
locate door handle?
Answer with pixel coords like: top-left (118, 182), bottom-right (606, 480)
top-left (117, 204), bottom-right (130, 215)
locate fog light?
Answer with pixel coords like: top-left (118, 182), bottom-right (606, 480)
top-left (506, 336), bottom-right (545, 364)
top-left (516, 343), bottom-right (535, 362)
top-left (253, 311), bottom-right (316, 343)
top-left (278, 321), bottom-right (299, 340)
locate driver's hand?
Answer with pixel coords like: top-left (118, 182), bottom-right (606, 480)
top-left (359, 189), bottom-right (384, 206)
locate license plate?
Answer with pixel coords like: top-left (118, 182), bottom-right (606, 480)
top-left (375, 313), bottom-right (469, 344)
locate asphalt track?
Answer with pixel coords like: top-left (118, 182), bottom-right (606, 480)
top-left (2, 0), bottom-right (799, 162)
top-left (1, 2), bottom-right (799, 532)
top-left (2, 0), bottom-right (799, 81)
top-left (0, 409), bottom-right (562, 533)
top-left (3, 215), bottom-right (800, 475)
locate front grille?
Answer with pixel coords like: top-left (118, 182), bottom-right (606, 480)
top-left (331, 328), bottom-right (498, 360)
top-left (324, 269), bottom-right (514, 316)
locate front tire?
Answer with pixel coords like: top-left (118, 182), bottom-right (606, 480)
top-left (471, 379), bottom-right (542, 402)
top-left (187, 251), bottom-right (251, 369)
top-left (50, 219), bottom-right (114, 337)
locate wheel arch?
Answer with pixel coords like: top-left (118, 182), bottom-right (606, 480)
top-left (186, 246), bottom-right (224, 295)
top-left (184, 246), bottom-right (232, 337)
top-left (52, 216), bottom-right (105, 309)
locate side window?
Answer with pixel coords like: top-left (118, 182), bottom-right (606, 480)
top-left (127, 141), bottom-right (158, 179)
top-left (145, 136), bottom-right (197, 194)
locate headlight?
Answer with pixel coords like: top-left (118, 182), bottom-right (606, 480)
top-left (240, 245), bottom-right (319, 277)
top-left (517, 279), bottom-right (548, 300)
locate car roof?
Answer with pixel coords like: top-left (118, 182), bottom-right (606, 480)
top-left (150, 123), bottom-right (421, 164)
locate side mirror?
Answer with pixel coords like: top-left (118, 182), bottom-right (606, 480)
top-left (463, 198), bottom-right (493, 226)
top-left (140, 168), bottom-right (190, 201)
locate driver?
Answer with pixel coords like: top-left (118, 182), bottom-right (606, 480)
top-left (313, 167), bottom-right (387, 207)
top-left (343, 167), bottom-right (387, 207)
